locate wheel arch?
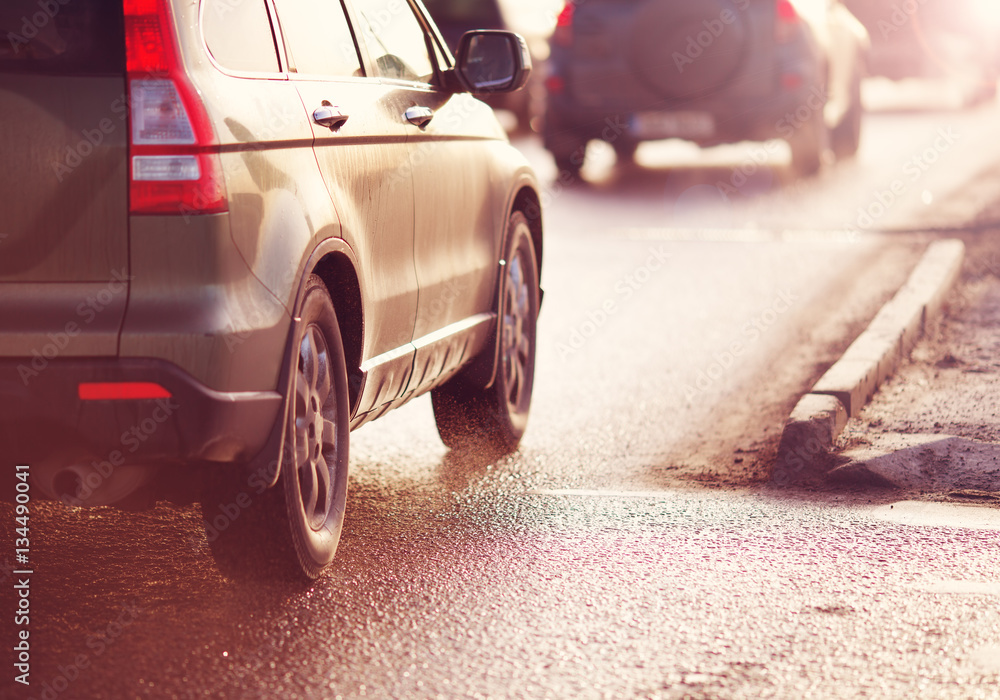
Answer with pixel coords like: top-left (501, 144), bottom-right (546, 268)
top-left (474, 183), bottom-right (544, 389)
top-left (511, 185), bottom-right (544, 285)
top-left (304, 243), bottom-right (365, 417)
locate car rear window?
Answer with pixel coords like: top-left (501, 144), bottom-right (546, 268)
top-left (0, 0), bottom-right (124, 75)
top-left (422, 0), bottom-right (502, 26)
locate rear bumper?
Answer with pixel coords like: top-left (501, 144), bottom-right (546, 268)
top-left (0, 358), bottom-right (282, 468)
top-left (544, 36), bottom-right (825, 148)
top-left (544, 82), bottom-right (825, 147)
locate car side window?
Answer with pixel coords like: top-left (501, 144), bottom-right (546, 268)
top-left (203, 0), bottom-right (280, 74)
top-left (273, 0), bottom-right (363, 77)
top-left (354, 0), bottom-right (436, 83)
top-left (0, 0), bottom-right (124, 74)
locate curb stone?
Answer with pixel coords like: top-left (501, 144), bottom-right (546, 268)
top-left (772, 239), bottom-right (966, 484)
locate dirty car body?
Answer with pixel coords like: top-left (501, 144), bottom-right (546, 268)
top-left (0, 0), bottom-right (541, 579)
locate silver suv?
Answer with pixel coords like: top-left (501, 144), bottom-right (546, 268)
top-left (0, 0), bottom-right (542, 580)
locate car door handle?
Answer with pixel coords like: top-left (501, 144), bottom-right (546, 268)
top-left (313, 104), bottom-right (349, 131)
top-left (404, 106), bottom-right (434, 128)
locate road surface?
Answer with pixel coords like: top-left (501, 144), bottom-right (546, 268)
top-left (4, 80), bottom-right (1000, 699)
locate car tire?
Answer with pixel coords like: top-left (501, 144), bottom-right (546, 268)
top-left (432, 211), bottom-right (539, 455)
top-left (202, 275), bottom-right (350, 581)
top-left (831, 71), bottom-right (863, 160)
top-left (971, 66), bottom-right (998, 105)
top-left (551, 143), bottom-right (587, 178)
top-left (787, 99), bottom-right (828, 177)
top-left (612, 138), bottom-right (639, 167)
top-left (544, 121), bottom-right (588, 178)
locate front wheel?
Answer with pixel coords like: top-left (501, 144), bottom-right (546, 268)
top-left (202, 275), bottom-right (350, 581)
top-left (432, 211), bottom-right (540, 455)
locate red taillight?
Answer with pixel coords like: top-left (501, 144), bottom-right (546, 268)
top-left (124, 0), bottom-right (227, 215)
top-left (553, 2), bottom-right (575, 47)
top-left (775, 0), bottom-right (800, 43)
top-left (124, 0), bottom-right (174, 74)
top-left (79, 382), bottom-right (173, 400)
top-left (556, 2), bottom-right (575, 26)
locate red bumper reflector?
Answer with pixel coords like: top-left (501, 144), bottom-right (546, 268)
top-left (781, 73), bottom-right (804, 91)
top-left (78, 382), bottom-right (173, 400)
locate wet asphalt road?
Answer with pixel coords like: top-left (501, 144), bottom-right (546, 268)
top-left (4, 81), bottom-right (1000, 699)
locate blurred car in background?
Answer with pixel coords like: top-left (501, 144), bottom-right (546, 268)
top-left (423, 0), bottom-right (545, 131)
top-left (543, 0), bottom-right (870, 177)
top-left (843, 0), bottom-right (1000, 103)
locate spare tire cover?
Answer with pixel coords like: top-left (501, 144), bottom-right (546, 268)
top-left (629, 0), bottom-right (749, 98)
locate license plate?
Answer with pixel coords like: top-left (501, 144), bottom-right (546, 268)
top-left (629, 112), bottom-right (715, 140)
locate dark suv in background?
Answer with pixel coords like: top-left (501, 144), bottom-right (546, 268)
top-left (0, 0), bottom-right (541, 580)
top-left (543, 0), bottom-right (869, 176)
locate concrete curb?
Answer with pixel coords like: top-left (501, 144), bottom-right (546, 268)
top-left (772, 239), bottom-right (966, 484)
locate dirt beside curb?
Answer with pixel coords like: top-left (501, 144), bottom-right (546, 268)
top-left (770, 239), bottom-right (965, 485)
top-left (833, 231), bottom-right (1000, 498)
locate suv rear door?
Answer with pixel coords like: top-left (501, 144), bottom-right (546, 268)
top-left (0, 1), bottom-right (129, 357)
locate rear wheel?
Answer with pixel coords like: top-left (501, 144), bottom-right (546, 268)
top-left (612, 138), bottom-right (640, 167)
top-left (550, 142), bottom-right (587, 178)
top-left (432, 211), bottom-right (539, 455)
top-left (544, 118), bottom-right (589, 178)
top-left (202, 275), bottom-right (350, 581)
top-left (831, 71), bottom-right (863, 160)
top-left (787, 103), bottom-right (828, 177)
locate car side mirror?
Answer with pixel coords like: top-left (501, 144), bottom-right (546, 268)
top-left (454, 30), bottom-right (532, 95)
